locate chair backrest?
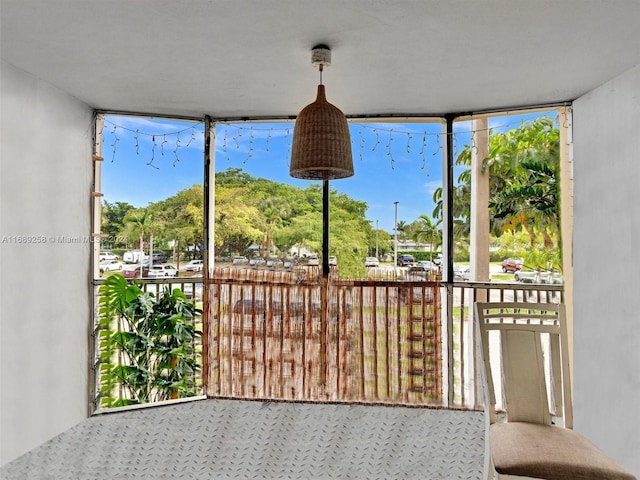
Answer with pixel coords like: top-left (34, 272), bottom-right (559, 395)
top-left (475, 302), bottom-right (572, 428)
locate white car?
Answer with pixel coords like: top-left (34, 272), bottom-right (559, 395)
top-left (99, 252), bottom-right (118, 261)
top-left (99, 259), bottom-right (123, 274)
top-left (514, 269), bottom-right (539, 283)
top-left (123, 250), bottom-right (149, 264)
top-left (266, 258), bottom-right (284, 269)
top-left (364, 257), bottom-right (380, 267)
top-left (184, 260), bottom-right (203, 272)
top-left (232, 256), bottom-right (248, 265)
top-left (147, 264), bottom-right (178, 278)
top-left (414, 260), bottom-right (439, 272)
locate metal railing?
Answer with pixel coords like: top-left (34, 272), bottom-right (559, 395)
top-left (92, 272), bottom-right (563, 411)
top-left (91, 276), bottom-right (205, 413)
top-left (445, 281), bottom-right (563, 409)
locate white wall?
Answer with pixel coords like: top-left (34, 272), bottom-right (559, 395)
top-left (573, 64), bottom-right (640, 475)
top-left (1, 61), bottom-right (93, 465)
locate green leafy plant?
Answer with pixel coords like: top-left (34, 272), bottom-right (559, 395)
top-left (97, 274), bottom-right (201, 408)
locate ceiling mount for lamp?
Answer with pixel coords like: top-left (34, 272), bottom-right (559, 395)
top-left (311, 44), bottom-right (331, 71)
top-left (289, 45), bottom-right (354, 181)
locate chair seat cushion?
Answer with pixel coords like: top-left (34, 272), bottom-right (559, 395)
top-left (490, 422), bottom-right (636, 480)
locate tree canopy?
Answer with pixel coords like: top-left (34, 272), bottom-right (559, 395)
top-left (433, 115), bottom-right (561, 269)
top-left (103, 168), bottom-right (374, 277)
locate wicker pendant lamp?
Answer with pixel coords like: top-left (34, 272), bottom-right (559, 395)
top-left (290, 46), bottom-right (354, 180)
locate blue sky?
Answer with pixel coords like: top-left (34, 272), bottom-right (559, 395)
top-left (101, 111), bottom-right (553, 233)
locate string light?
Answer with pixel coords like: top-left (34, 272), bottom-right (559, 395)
top-left (101, 115), bottom-right (553, 172)
top-left (146, 135), bottom-right (158, 169)
top-left (232, 128), bottom-right (241, 149)
top-left (265, 129), bottom-right (272, 153)
top-left (419, 131), bottom-right (427, 170)
top-left (102, 118), bottom-right (203, 169)
top-left (433, 133), bottom-right (442, 156)
top-left (284, 127), bottom-right (291, 167)
top-left (173, 132), bottom-right (181, 166)
top-left (161, 134), bottom-right (167, 156)
top-left (186, 126), bottom-right (197, 147)
top-left (244, 126), bottom-right (254, 164)
top-left (371, 128), bottom-right (380, 152)
top-left (222, 126), bottom-right (230, 161)
top-left (110, 123), bottom-right (119, 162)
top-left (386, 128), bottom-right (394, 169)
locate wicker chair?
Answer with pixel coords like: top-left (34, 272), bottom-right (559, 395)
top-left (475, 302), bottom-right (636, 480)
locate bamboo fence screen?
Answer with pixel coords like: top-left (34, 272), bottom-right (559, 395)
top-left (207, 267), bottom-right (442, 406)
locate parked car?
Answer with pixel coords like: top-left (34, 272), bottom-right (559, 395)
top-left (329, 256), bottom-right (338, 266)
top-left (306, 255), bottom-right (319, 266)
top-left (99, 259), bottom-right (122, 274)
top-left (502, 257), bottom-right (523, 273)
top-left (99, 251), bottom-right (118, 261)
top-left (461, 267), bottom-right (471, 281)
top-left (453, 265), bottom-right (464, 280)
top-left (364, 257), bottom-right (380, 267)
top-left (266, 258), bottom-right (284, 269)
top-left (184, 259), bottom-right (203, 272)
top-left (540, 271), bottom-right (564, 284)
top-left (122, 264), bottom-right (149, 279)
top-left (250, 257), bottom-right (266, 267)
top-left (452, 265), bottom-right (471, 281)
top-left (283, 258), bottom-right (299, 269)
top-left (409, 262), bottom-right (440, 279)
top-left (152, 253), bottom-right (168, 263)
top-left (397, 254), bottom-right (415, 267)
top-left (416, 260), bottom-right (439, 271)
top-left (232, 256), bottom-right (248, 265)
top-left (123, 250), bottom-right (149, 264)
top-left (147, 264), bottom-right (178, 278)
top-left (514, 269), bottom-right (539, 283)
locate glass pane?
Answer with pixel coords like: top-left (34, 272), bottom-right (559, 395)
top-left (451, 110), bottom-right (562, 285)
top-left (97, 115), bottom-right (205, 278)
top-left (213, 121), bottom-right (443, 280)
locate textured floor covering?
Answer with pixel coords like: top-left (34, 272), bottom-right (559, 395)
top-left (2, 399), bottom-right (485, 479)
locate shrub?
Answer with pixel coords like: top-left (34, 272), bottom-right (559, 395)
top-left (97, 274), bottom-right (201, 408)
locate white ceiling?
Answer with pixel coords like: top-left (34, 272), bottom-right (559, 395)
top-left (2, 0), bottom-right (640, 120)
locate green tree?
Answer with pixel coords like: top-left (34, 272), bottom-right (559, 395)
top-left (148, 185), bottom-right (204, 265)
top-left (124, 209), bottom-right (159, 274)
top-left (412, 214), bottom-right (441, 260)
top-left (214, 185), bottom-right (262, 256)
top-left (395, 220), bottom-right (408, 240)
top-left (369, 228), bottom-right (392, 258)
top-left (432, 116), bottom-right (560, 263)
top-left (258, 197), bottom-right (291, 257)
top-left (479, 116), bottom-right (560, 249)
top-left (102, 201), bottom-right (135, 248)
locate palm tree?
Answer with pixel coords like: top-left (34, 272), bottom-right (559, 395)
top-left (258, 198), bottom-right (291, 257)
top-left (395, 220), bottom-right (408, 240)
top-left (412, 214), bottom-right (441, 261)
top-left (125, 209), bottom-right (155, 278)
